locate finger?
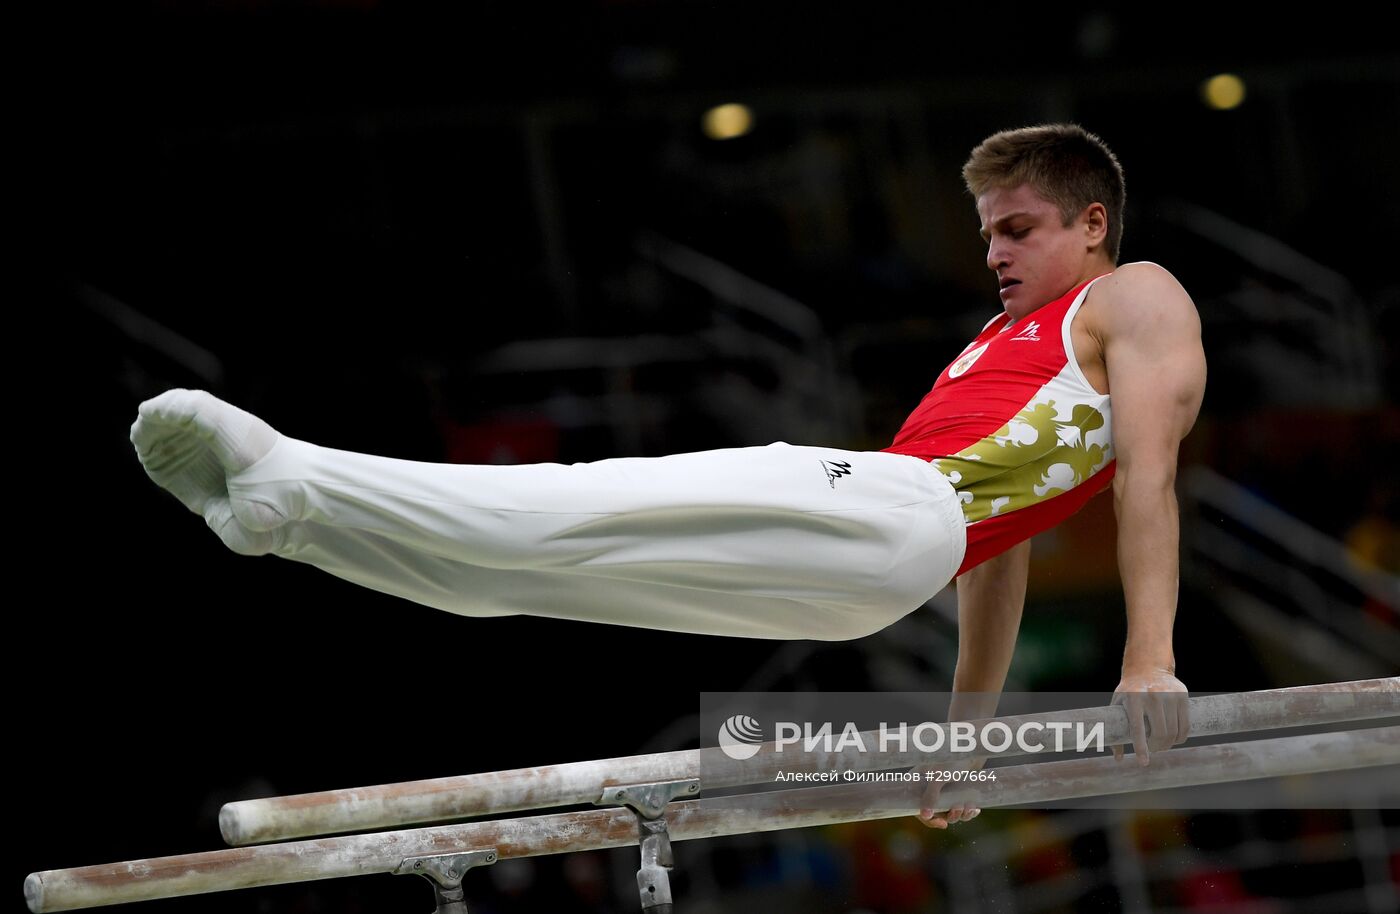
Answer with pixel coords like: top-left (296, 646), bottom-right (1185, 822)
top-left (919, 776), bottom-right (943, 818)
top-left (1159, 691), bottom-right (1181, 750)
top-left (1148, 696), bottom-right (1170, 753)
top-left (1128, 693), bottom-right (1149, 766)
top-left (1110, 693), bottom-right (1126, 761)
top-left (952, 804), bottom-right (981, 824)
top-left (1177, 692), bottom-right (1191, 745)
top-left (919, 796), bottom-right (940, 821)
top-left (1159, 699), bottom-right (1179, 752)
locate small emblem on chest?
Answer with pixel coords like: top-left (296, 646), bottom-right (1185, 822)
top-left (948, 342), bottom-right (990, 378)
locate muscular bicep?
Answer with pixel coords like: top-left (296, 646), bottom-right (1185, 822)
top-left (1099, 265), bottom-right (1206, 480)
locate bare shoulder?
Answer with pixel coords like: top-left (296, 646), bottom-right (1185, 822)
top-left (1095, 263), bottom-right (1197, 314)
top-left (1102, 261), bottom-right (1189, 292)
top-left (1086, 262), bottom-right (1200, 338)
top-left (1093, 263), bottom-right (1207, 446)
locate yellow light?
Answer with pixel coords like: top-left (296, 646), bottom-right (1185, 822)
top-left (1202, 73), bottom-right (1246, 110)
top-left (702, 103), bottom-right (754, 140)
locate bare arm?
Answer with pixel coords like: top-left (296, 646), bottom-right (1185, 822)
top-left (1094, 262), bottom-right (1206, 760)
top-left (919, 539), bottom-right (1030, 829)
top-left (950, 538), bottom-right (1032, 720)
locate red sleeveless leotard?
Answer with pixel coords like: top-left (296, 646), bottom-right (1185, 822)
top-left (882, 274), bottom-right (1116, 574)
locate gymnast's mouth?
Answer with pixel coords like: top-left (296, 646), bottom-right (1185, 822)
top-left (999, 278), bottom-right (1020, 290)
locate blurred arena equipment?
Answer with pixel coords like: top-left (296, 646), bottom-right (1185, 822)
top-left (1182, 467), bottom-right (1400, 688)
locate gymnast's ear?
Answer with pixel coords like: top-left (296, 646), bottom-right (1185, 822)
top-left (1080, 202), bottom-right (1110, 253)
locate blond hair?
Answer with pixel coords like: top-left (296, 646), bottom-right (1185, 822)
top-left (962, 124), bottom-right (1125, 262)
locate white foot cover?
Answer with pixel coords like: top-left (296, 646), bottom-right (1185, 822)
top-left (130, 388), bottom-right (285, 555)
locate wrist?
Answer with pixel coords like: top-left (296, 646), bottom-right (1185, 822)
top-left (948, 689), bottom-right (1001, 722)
top-left (1121, 659), bottom-right (1176, 677)
top-left (1122, 642), bottom-right (1175, 675)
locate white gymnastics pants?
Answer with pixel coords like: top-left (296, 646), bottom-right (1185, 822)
top-left (227, 437), bottom-right (968, 641)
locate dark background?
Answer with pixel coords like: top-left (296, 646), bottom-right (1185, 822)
top-left (19, 3), bottom-right (1399, 913)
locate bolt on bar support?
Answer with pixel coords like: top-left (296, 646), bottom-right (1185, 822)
top-left (393, 850), bottom-right (497, 914)
top-left (598, 779), bottom-right (702, 912)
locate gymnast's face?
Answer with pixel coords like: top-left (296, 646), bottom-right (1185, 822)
top-left (977, 183), bottom-right (1109, 320)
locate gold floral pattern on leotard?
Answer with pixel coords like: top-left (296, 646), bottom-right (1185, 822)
top-left (934, 400), bottom-right (1112, 524)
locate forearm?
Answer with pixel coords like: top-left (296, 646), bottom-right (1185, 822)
top-left (1114, 471), bottom-right (1180, 674)
top-left (950, 539), bottom-right (1030, 720)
